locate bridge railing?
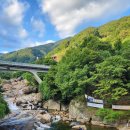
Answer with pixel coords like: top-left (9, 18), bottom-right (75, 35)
top-left (0, 60), bottom-right (50, 69)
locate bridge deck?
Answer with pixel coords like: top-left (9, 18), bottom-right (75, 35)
top-left (0, 60), bottom-right (50, 71)
top-left (0, 60), bottom-right (50, 84)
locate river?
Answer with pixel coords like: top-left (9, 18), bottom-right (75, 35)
top-left (0, 80), bottom-right (117, 130)
top-left (0, 98), bottom-right (117, 130)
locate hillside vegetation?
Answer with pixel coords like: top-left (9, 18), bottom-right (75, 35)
top-left (0, 16), bottom-right (130, 122)
top-left (0, 94), bottom-right (10, 119)
top-left (0, 40), bottom-right (67, 63)
top-left (1, 16), bottom-right (130, 106)
top-left (39, 16), bottom-right (130, 105)
top-left (0, 80), bottom-right (10, 118)
top-left (46, 16), bottom-right (130, 61)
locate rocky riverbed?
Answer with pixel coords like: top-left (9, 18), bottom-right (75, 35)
top-left (0, 78), bottom-right (127, 130)
top-left (0, 78), bottom-right (56, 130)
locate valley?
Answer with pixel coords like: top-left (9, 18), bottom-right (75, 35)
top-left (0, 78), bottom-right (118, 130)
top-left (0, 16), bottom-right (130, 130)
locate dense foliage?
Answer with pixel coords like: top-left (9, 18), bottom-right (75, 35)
top-left (0, 71), bottom-right (24, 80)
top-left (39, 36), bottom-right (130, 104)
top-left (0, 94), bottom-right (10, 119)
top-left (39, 16), bottom-right (130, 104)
top-left (96, 108), bottom-right (130, 124)
top-left (0, 72), bottom-right (13, 80)
top-left (0, 16), bottom-right (130, 106)
top-left (0, 42), bottom-right (59, 63)
top-left (47, 16), bottom-right (130, 59)
top-left (22, 72), bottom-right (38, 86)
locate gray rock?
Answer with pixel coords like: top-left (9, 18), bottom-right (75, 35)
top-left (16, 101), bottom-right (22, 106)
top-left (43, 99), bottom-right (68, 111)
top-left (40, 114), bottom-right (51, 124)
top-left (72, 125), bottom-right (87, 130)
top-left (70, 122), bottom-right (80, 127)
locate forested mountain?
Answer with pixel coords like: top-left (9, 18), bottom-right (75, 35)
top-left (46, 16), bottom-right (130, 61)
top-left (0, 38), bottom-right (70, 63)
top-left (39, 16), bottom-right (130, 105)
top-left (0, 43), bottom-right (54, 63)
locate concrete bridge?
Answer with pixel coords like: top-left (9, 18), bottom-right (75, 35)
top-left (0, 60), bottom-right (50, 84)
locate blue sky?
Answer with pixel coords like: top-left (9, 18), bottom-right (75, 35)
top-left (0, 0), bottom-right (130, 53)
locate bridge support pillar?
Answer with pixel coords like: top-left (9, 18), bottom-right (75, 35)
top-left (31, 71), bottom-right (42, 84)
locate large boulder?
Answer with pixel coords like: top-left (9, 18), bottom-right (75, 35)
top-left (22, 87), bottom-right (31, 94)
top-left (70, 122), bottom-right (80, 127)
top-left (16, 93), bottom-right (42, 106)
top-left (43, 99), bottom-right (68, 111)
top-left (69, 99), bottom-right (100, 124)
top-left (37, 113), bottom-right (52, 124)
top-left (23, 87), bottom-right (38, 94)
top-left (16, 100), bottom-right (22, 106)
top-left (72, 125), bottom-right (87, 130)
top-left (2, 84), bottom-right (12, 91)
top-left (41, 114), bottom-right (51, 123)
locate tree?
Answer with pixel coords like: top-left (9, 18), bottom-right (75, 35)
top-left (54, 38), bottom-right (106, 102)
top-left (22, 72), bottom-right (37, 86)
top-left (114, 39), bottom-right (122, 51)
top-left (91, 56), bottom-right (129, 103)
top-left (39, 66), bottom-right (59, 100)
top-left (0, 94), bottom-right (10, 119)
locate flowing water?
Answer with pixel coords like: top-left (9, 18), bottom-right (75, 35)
top-left (5, 98), bottom-right (19, 112)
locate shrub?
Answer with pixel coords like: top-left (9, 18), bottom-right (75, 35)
top-left (0, 94), bottom-right (10, 119)
top-left (96, 108), bottom-right (110, 120)
top-left (96, 108), bottom-right (124, 124)
top-left (22, 72), bottom-right (37, 86)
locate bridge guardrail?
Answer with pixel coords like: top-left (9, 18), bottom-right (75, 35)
top-left (0, 60), bottom-right (50, 69)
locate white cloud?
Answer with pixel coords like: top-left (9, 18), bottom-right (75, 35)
top-left (31, 17), bottom-right (45, 37)
top-left (45, 40), bottom-right (55, 44)
top-left (40, 0), bottom-right (130, 38)
top-left (22, 40), bottom-right (55, 48)
top-left (18, 28), bottom-right (28, 38)
top-left (1, 51), bottom-right (9, 54)
top-left (2, 0), bottom-right (28, 25)
top-left (0, 0), bottom-right (29, 47)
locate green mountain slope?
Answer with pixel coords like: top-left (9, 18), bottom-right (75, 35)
top-left (39, 15), bottom-right (130, 106)
top-left (0, 39), bottom-right (69, 63)
top-left (46, 16), bottom-right (130, 61)
top-left (0, 43), bottom-right (54, 63)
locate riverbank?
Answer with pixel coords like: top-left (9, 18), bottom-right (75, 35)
top-left (0, 78), bottom-right (128, 130)
top-left (68, 97), bottom-right (130, 130)
top-left (0, 78), bottom-right (52, 129)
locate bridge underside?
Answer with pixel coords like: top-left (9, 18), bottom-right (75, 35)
top-left (0, 60), bottom-right (50, 84)
top-left (0, 67), bottom-right (45, 84)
